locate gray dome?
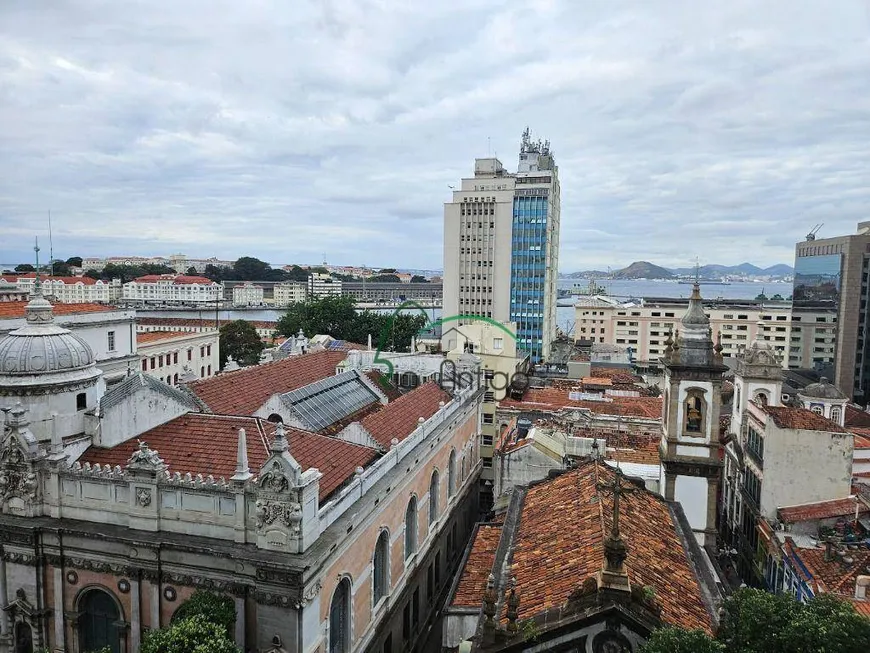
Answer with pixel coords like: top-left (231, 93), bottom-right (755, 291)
top-left (798, 378), bottom-right (847, 400)
top-left (0, 292), bottom-right (100, 389)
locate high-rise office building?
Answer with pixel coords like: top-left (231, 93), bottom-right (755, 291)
top-left (442, 129), bottom-right (560, 362)
top-left (793, 221), bottom-right (870, 401)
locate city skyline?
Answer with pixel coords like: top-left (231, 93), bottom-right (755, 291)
top-left (2, 2), bottom-right (869, 269)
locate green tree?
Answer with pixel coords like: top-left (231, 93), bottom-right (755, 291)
top-left (410, 274), bottom-right (427, 283)
top-left (140, 614), bottom-right (239, 653)
top-left (379, 268), bottom-right (397, 273)
top-left (368, 274), bottom-right (401, 283)
top-left (219, 320), bottom-right (264, 368)
top-left (641, 628), bottom-right (724, 653)
top-left (14, 264), bottom-right (35, 272)
top-left (186, 266), bottom-right (198, 276)
top-left (284, 265), bottom-right (310, 282)
top-left (84, 269), bottom-right (102, 280)
top-left (233, 256), bottom-right (272, 281)
top-left (49, 260), bottom-right (72, 276)
top-left (277, 295), bottom-right (359, 340)
top-left (170, 590), bottom-right (235, 637)
top-left (66, 256), bottom-right (83, 267)
top-left (203, 264), bottom-right (233, 282)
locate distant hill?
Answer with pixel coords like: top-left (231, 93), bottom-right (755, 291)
top-left (562, 261), bottom-right (793, 279)
top-left (612, 261), bottom-right (674, 280)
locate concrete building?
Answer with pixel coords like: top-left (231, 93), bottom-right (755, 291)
top-left (273, 281), bottom-right (307, 307)
top-left (575, 295), bottom-right (794, 371)
top-left (231, 282), bottom-right (265, 306)
top-left (0, 274), bottom-right (121, 304)
top-left (793, 222), bottom-right (870, 401)
top-left (308, 272), bottom-right (342, 298)
top-left (0, 300), bottom-right (138, 385)
top-left (341, 282), bottom-right (442, 304)
top-left (122, 275), bottom-right (221, 305)
top-left (136, 331), bottom-right (220, 384)
top-left (0, 288), bottom-right (484, 653)
top-left (443, 128), bottom-right (560, 364)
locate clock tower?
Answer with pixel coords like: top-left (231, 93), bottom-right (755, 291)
top-left (659, 282), bottom-right (727, 547)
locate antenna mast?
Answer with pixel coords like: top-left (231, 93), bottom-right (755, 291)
top-left (48, 210), bottom-right (54, 277)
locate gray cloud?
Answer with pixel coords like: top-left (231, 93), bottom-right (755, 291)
top-left (1, 0), bottom-right (869, 271)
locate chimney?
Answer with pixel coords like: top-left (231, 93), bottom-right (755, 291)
top-left (231, 428), bottom-right (252, 482)
top-left (856, 576), bottom-right (870, 601)
top-left (824, 539), bottom-right (834, 562)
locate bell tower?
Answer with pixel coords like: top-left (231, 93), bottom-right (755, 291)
top-left (659, 282), bottom-right (727, 547)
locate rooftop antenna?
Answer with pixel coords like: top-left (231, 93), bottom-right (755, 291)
top-left (33, 237), bottom-right (41, 294)
top-left (487, 136), bottom-right (491, 156)
top-left (48, 210), bottom-right (54, 277)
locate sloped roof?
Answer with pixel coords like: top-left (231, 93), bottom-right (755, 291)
top-left (186, 350), bottom-right (347, 415)
top-left (280, 370), bottom-right (380, 431)
top-left (761, 405), bottom-right (847, 432)
top-left (136, 331), bottom-right (194, 345)
top-left (100, 372), bottom-right (202, 413)
top-left (507, 462), bottom-right (713, 632)
top-left (451, 524), bottom-right (503, 607)
top-left (500, 388), bottom-right (662, 419)
top-left (796, 547), bottom-right (870, 596)
top-left (0, 301), bottom-right (116, 319)
top-left (80, 414), bottom-right (378, 501)
top-left (778, 498), bottom-right (868, 523)
top-left (359, 382), bottom-right (451, 448)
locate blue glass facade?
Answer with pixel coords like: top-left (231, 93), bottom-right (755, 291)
top-left (510, 193), bottom-right (548, 362)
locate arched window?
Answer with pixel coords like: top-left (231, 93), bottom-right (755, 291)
top-left (448, 449), bottom-right (456, 498)
top-left (405, 497), bottom-right (418, 560)
top-left (329, 578), bottom-right (351, 653)
top-left (78, 588), bottom-right (121, 653)
top-left (811, 405), bottom-right (824, 416)
top-left (267, 413), bottom-right (283, 423)
top-left (429, 470), bottom-right (440, 523)
top-left (755, 392), bottom-right (768, 406)
top-left (15, 622), bottom-right (33, 653)
top-left (373, 530), bottom-right (390, 606)
top-left (683, 390), bottom-right (707, 435)
top-left (831, 406), bottom-right (842, 424)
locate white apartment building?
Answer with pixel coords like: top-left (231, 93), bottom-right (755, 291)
top-left (308, 272), bottom-right (342, 297)
top-left (0, 301), bottom-right (138, 384)
top-left (575, 296), bottom-right (794, 370)
top-left (443, 129), bottom-right (560, 363)
top-left (231, 282), bottom-right (265, 306)
top-left (137, 330), bottom-right (220, 384)
top-left (273, 280), bottom-right (307, 306)
top-left (0, 275), bottom-right (121, 303)
top-left (121, 274), bottom-right (221, 305)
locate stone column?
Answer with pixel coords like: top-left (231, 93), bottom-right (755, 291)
top-left (53, 566), bottom-right (65, 651)
top-left (234, 596), bottom-right (245, 648)
top-left (130, 577), bottom-right (141, 652)
top-left (664, 472), bottom-right (676, 501)
top-left (0, 557), bottom-right (9, 640)
top-left (151, 583), bottom-right (160, 631)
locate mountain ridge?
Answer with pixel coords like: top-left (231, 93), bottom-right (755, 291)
top-left (562, 261), bottom-right (793, 279)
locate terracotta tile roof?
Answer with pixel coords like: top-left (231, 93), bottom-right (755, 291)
top-left (0, 301), bottom-right (116, 319)
top-left (796, 547), bottom-right (870, 596)
top-left (80, 414), bottom-right (378, 501)
top-left (849, 428), bottom-right (870, 449)
top-left (582, 377), bottom-right (613, 387)
top-left (508, 462), bottom-right (712, 632)
top-left (778, 498), bottom-right (868, 523)
top-left (359, 382), bottom-right (451, 448)
top-left (850, 599), bottom-right (870, 618)
top-left (138, 317), bottom-right (277, 330)
top-left (186, 350), bottom-right (347, 415)
top-left (132, 274), bottom-right (217, 285)
top-left (846, 405), bottom-right (870, 428)
top-left (136, 331), bottom-right (195, 345)
top-left (500, 388), bottom-right (662, 419)
top-left (762, 405), bottom-right (847, 432)
top-left (365, 370), bottom-right (402, 401)
top-left (589, 367), bottom-right (641, 384)
top-left (451, 524), bottom-right (503, 607)
top-left (1, 274), bottom-right (98, 285)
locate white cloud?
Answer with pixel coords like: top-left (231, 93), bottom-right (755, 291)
top-left (1, 0), bottom-right (869, 271)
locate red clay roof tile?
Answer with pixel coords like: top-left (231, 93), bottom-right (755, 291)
top-left (500, 388), bottom-right (662, 419)
top-left (186, 350), bottom-right (347, 415)
top-left (508, 462), bottom-right (712, 632)
top-left (0, 301), bottom-right (116, 319)
top-left (762, 405), bottom-right (847, 432)
top-left (778, 498), bottom-right (868, 523)
top-left (136, 331), bottom-right (195, 345)
top-left (80, 414), bottom-right (378, 501)
top-left (796, 547), bottom-right (870, 596)
top-left (359, 382), bottom-right (451, 448)
top-left (451, 524), bottom-right (503, 608)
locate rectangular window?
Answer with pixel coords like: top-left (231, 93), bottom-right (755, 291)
top-left (150, 357), bottom-right (156, 370)
top-left (158, 355), bottom-right (164, 367)
top-left (483, 413), bottom-right (494, 424)
top-left (492, 337), bottom-right (503, 350)
top-left (482, 457), bottom-right (493, 468)
top-left (173, 352), bottom-right (178, 364)
top-left (187, 348), bottom-right (192, 361)
top-left (481, 435), bottom-right (493, 446)
top-left (107, 330), bottom-right (116, 352)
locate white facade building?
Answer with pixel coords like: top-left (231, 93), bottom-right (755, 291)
top-left (121, 275), bottom-right (221, 305)
top-left (308, 272), bottom-right (342, 297)
top-left (0, 275), bottom-right (121, 303)
top-left (443, 129), bottom-right (560, 363)
top-left (274, 281), bottom-right (307, 306)
top-left (137, 330), bottom-right (220, 384)
top-left (0, 302), bottom-right (137, 385)
top-left (232, 283), bottom-right (264, 306)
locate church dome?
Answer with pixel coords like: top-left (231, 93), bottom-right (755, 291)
top-left (0, 292), bottom-right (100, 389)
top-left (798, 378), bottom-right (847, 400)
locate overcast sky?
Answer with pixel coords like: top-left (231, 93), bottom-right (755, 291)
top-left (1, 1), bottom-right (869, 272)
